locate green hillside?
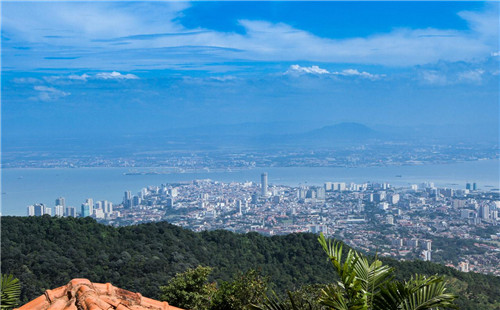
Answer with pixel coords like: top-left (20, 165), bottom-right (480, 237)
top-left (2, 216), bottom-right (499, 309)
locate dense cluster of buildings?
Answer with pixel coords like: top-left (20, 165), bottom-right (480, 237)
top-left (27, 197), bottom-right (116, 219)
top-left (27, 173), bottom-right (499, 275)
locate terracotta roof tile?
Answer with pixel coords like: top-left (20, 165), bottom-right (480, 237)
top-left (15, 279), bottom-right (184, 310)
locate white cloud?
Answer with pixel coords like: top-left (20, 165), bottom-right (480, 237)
top-left (286, 65), bottom-right (329, 75)
top-left (95, 71), bottom-right (139, 80)
top-left (491, 51), bottom-right (500, 57)
top-left (332, 69), bottom-right (384, 80)
top-left (209, 75), bottom-right (238, 82)
top-left (418, 66), bottom-right (490, 85)
top-left (457, 69), bottom-right (485, 83)
top-left (285, 66), bottom-right (384, 80)
top-left (68, 74), bottom-right (90, 81)
top-left (419, 70), bottom-right (448, 85)
top-left (2, 3), bottom-right (498, 70)
top-left (33, 86), bottom-right (70, 101)
top-left (13, 77), bottom-right (42, 84)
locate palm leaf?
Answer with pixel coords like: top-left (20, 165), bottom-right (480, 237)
top-left (1, 274), bottom-right (21, 310)
top-left (374, 275), bottom-right (458, 310)
top-left (250, 291), bottom-right (300, 310)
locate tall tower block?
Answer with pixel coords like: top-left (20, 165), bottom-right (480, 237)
top-left (261, 172), bottom-right (268, 197)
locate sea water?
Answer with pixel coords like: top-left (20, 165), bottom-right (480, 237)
top-left (1, 159), bottom-right (499, 216)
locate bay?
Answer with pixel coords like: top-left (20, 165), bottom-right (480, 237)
top-left (1, 159), bottom-right (499, 216)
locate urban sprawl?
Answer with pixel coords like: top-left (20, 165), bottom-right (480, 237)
top-left (27, 174), bottom-right (500, 276)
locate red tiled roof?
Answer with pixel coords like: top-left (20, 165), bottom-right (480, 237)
top-left (15, 279), bottom-right (185, 310)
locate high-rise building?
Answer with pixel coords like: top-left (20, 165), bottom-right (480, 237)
top-left (458, 261), bottom-right (469, 272)
top-left (251, 193), bottom-right (259, 204)
top-left (421, 250), bottom-right (431, 262)
top-left (54, 205), bottom-right (64, 217)
top-left (388, 193), bottom-right (400, 204)
top-left (27, 205), bottom-right (35, 216)
top-left (34, 203), bottom-right (45, 216)
top-left (373, 191), bottom-right (386, 203)
top-left (391, 238), bottom-right (403, 247)
top-left (421, 240), bottom-right (432, 251)
top-left (94, 208), bottom-right (105, 219)
top-left (55, 197), bottom-right (66, 207)
top-left (166, 198), bottom-right (174, 208)
top-left (261, 173), bottom-right (268, 197)
top-left (44, 207), bottom-right (52, 216)
top-left (124, 191), bottom-right (132, 207)
top-left (133, 196), bottom-right (141, 207)
top-left (103, 200), bottom-right (113, 214)
top-left (306, 189), bottom-right (316, 199)
top-left (472, 183), bottom-right (477, 191)
top-left (466, 183), bottom-right (471, 190)
top-left (85, 198), bottom-right (94, 216)
top-left (316, 187), bottom-right (326, 200)
top-left (442, 188), bottom-right (454, 197)
top-left (81, 203), bottom-right (91, 217)
top-left (333, 182), bottom-right (346, 191)
top-left (480, 205), bottom-right (490, 219)
top-left (406, 238), bottom-right (419, 248)
top-left (65, 206), bottom-right (77, 217)
top-left (461, 209), bottom-right (473, 219)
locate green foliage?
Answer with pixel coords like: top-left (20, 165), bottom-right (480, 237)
top-left (211, 269), bottom-right (268, 310)
top-left (374, 275), bottom-right (458, 310)
top-left (254, 234), bottom-right (457, 310)
top-left (159, 267), bottom-right (268, 310)
top-left (2, 217), bottom-right (499, 309)
top-left (317, 233), bottom-right (457, 310)
top-left (159, 266), bottom-right (216, 310)
top-left (1, 274), bottom-right (21, 310)
top-left (251, 286), bottom-right (327, 310)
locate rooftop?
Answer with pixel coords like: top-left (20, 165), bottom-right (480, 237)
top-left (15, 279), bottom-right (184, 310)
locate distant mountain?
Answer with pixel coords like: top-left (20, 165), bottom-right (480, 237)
top-left (302, 122), bottom-right (378, 140)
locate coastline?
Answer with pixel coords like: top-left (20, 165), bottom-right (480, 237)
top-left (2, 159), bottom-right (499, 216)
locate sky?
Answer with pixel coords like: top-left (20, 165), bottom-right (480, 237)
top-left (1, 1), bottom-right (499, 138)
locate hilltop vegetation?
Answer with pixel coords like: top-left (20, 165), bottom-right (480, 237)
top-left (2, 216), bottom-right (499, 309)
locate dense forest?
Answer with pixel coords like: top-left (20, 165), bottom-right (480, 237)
top-left (2, 216), bottom-right (499, 309)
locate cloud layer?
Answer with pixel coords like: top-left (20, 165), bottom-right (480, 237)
top-left (2, 2), bottom-right (498, 71)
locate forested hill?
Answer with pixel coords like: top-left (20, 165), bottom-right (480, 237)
top-left (2, 216), bottom-right (499, 309)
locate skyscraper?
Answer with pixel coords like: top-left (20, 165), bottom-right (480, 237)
top-left (54, 205), bottom-right (64, 217)
top-left (81, 203), bottom-right (91, 217)
top-left (103, 200), bottom-right (113, 214)
top-left (124, 191), bottom-right (132, 208)
top-left (34, 203), bottom-right (45, 216)
top-left (27, 205), bottom-right (35, 216)
top-left (65, 206), bottom-right (77, 217)
top-left (261, 172), bottom-right (268, 197)
top-left (55, 197), bottom-right (65, 207)
top-left (85, 198), bottom-right (94, 216)
top-left (480, 205), bottom-right (490, 219)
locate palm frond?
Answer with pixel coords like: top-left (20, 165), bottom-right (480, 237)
top-left (374, 275), bottom-right (458, 310)
top-left (249, 291), bottom-right (300, 310)
top-left (1, 274), bottom-right (21, 310)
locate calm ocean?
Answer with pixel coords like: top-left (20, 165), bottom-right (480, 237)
top-left (1, 159), bottom-right (499, 216)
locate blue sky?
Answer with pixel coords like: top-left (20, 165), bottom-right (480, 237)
top-left (1, 1), bottom-right (499, 137)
